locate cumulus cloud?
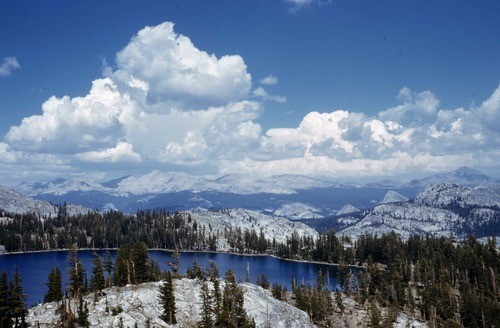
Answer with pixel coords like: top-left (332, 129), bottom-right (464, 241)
top-left (6, 78), bottom-right (135, 153)
top-left (252, 87), bottom-right (286, 103)
top-left (378, 87), bottom-right (439, 125)
top-left (226, 84), bottom-right (500, 178)
top-left (1, 20), bottom-right (499, 182)
top-left (77, 142), bottom-right (142, 163)
top-left (259, 75), bottom-right (278, 85)
top-left (219, 151), bottom-right (487, 179)
top-left (112, 22), bottom-right (252, 109)
top-left (161, 101), bottom-right (262, 164)
top-left (0, 57), bottom-right (20, 77)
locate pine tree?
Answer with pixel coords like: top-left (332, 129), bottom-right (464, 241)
top-left (186, 258), bottom-right (205, 280)
top-left (207, 261), bottom-right (219, 281)
top-left (159, 271), bottom-right (176, 324)
top-left (337, 260), bottom-right (350, 293)
top-left (0, 271), bottom-right (10, 328)
top-left (216, 270), bottom-right (255, 328)
top-left (131, 242), bottom-right (149, 283)
top-left (9, 267), bottom-right (27, 328)
top-left (256, 273), bottom-right (270, 289)
top-left (67, 244), bottom-right (86, 298)
top-left (76, 293), bottom-right (89, 328)
top-left (114, 244), bottom-right (132, 286)
top-left (167, 249), bottom-right (180, 278)
top-left (271, 283), bottom-right (284, 301)
top-left (44, 267), bottom-right (63, 303)
top-left (208, 261), bottom-right (222, 317)
top-left (334, 290), bottom-right (345, 316)
top-left (367, 301), bottom-right (382, 328)
top-left (102, 250), bottom-right (114, 279)
top-left (90, 252), bottom-right (105, 295)
top-left (198, 281), bottom-right (213, 328)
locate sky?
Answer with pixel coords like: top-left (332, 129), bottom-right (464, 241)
top-left (0, 0), bottom-right (499, 185)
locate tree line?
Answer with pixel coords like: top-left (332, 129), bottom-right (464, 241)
top-left (0, 205), bottom-right (498, 327)
top-left (0, 268), bottom-right (28, 327)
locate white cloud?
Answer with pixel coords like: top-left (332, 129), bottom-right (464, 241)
top-left (1, 20), bottom-right (499, 183)
top-left (77, 142), bottom-right (142, 163)
top-left (112, 22), bottom-right (251, 109)
top-left (259, 75), bottom-right (278, 85)
top-left (0, 142), bottom-right (18, 164)
top-left (285, 0), bottom-right (313, 12)
top-left (6, 78), bottom-right (135, 153)
top-left (160, 101), bottom-right (262, 164)
top-left (378, 87), bottom-right (439, 125)
top-left (284, 0), bottom-right (330, 13)
top-left (252, 87), bottom-right (286, 103)
top-left (221, 85), bottom-right (500, 179)
top-left (0, 57), bottom-right (20, 77)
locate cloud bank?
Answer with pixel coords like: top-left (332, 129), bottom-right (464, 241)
top-left (1, 22), bottom-right (499, 182)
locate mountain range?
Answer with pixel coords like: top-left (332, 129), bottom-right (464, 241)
top-left (306, 183), bottom-right (500, 241)
top-left (10, 166), bottom-right (497, 218)
top-left (1, 168), bottom-right (499, 242)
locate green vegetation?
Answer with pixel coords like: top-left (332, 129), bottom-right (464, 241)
top-left (0, 268), bottom-right (28, 328)
top-left (0, 205), bottom-right (497, 327)
top-left (44, 267), bottom-right (63, 303)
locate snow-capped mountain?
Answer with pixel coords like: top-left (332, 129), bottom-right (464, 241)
top-left (0, 184), bottom-right (89, 217)
top-left (114, 172), bottom-right (338, 195)
top-left (415, 183), bottom-right (500, 208)
top-left (18, 172), bottom-right (338, 197)
top-left (336, 204), bottom-right (360, 216)
top-left (28, 279), bottom-right (314, 328)
top-left (409, 166), bottom-right (497, 187)
top-left (189, 209), bottom-right (318, 248)
top-left (11, 166), bottom-right (497, 216)
top-left (337, 183), bottom-right (500, 240)
top-left (273, 202), bottom-right (324, 220)
top-left (16, 178), bottom-right (110, 196)
top-left (12, 171), bottom-right (390, 214)
top-left (380, 190), bottom-right (409, 204)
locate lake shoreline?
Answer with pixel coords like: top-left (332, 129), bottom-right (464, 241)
top-left (1, 247), bottom-right (366, 269)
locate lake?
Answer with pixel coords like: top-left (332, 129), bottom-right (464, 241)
top-left (0, 250), bottom-right (354, 307)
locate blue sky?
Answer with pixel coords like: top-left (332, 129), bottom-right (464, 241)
top-left (0, 0), bottom-right (499, 184)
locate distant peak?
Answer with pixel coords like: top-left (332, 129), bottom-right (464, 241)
top-left (336, 204), bottom-right (360, 216)
top-left (381, 190), bottom-right (409, 204)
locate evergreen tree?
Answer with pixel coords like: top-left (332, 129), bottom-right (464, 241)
top-left (334, 290), bottom-right (345, 316)
top-left (67, 244), bottom-right (86, 298)
top-left (76, 293), bottom-right (89, 328)
top-left (90, 252), bottom-right (105, 295)
top-left (216, 270), bottom-right (254, 328)
top-left (167, 249), bottom-right (180, 278)
top-left (207, 261), bottom-right (222, 316)
top-left (207, 261), bottom-right (219, 281)
top-left (131, 242), bottom-right (149, 283)
top-left (44, 267), bottom-right (63, 303)
top-left (186, 258), bottom-right (205, 280)
top-left (198, 281), bottom-right (213, 328)
top-left (337, 260), bottom-right (350, 293)
top-left (159, 271), bottom-right (176, 324)
top-left (271, 283), bottom-right (285, 301)
top-left (256, 273), bottom-right (270, 289)
top-left (103, 250), bottom-right (114, 287)
top-left (9, 267), bottom-right (27, 328)
top-left (0, 271), bottom-right (10, 328)
top-left (367, 301), bottom-right (382, 328)
top-left (114, 244), bottom-right (132, 286)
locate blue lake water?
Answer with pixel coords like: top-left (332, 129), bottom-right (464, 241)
top-left (0, 250), bottom-right (352, 307)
